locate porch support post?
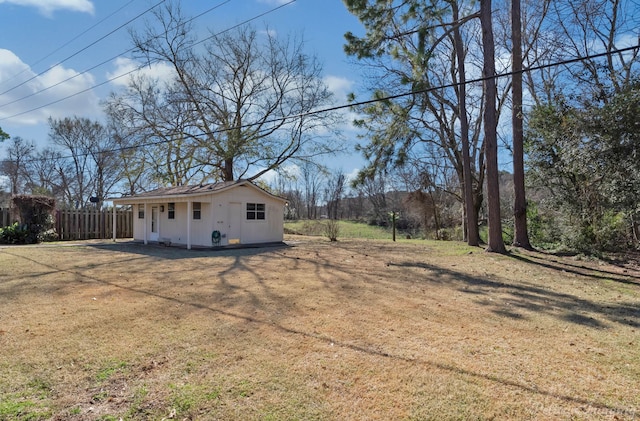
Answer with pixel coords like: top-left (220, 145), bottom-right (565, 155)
top-left (112, 204), bottom-right (116, 242)
top-left (144, 203), bottom-right (148, 245)
top-left (187, 200), bottom-right (192, 250)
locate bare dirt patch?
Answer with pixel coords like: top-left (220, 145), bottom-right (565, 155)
top-left (1, 236), bottom-right (639, 420)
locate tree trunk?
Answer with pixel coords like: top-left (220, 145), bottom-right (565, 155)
top-left (453, 3), bottom-right (480, 247)
top-left (223, 158), bottom-right (234, 181)
top-left (511, 0), bottom-right (533, 250)
top-left (481, 0), bottom-right (507, 253)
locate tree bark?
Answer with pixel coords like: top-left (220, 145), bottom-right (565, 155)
top-left (511, 0), bottom-right (533, 250)
top-left (453, 2), bottom-right (480, 247)
top-left (481, 0), bottom-right (507, 253)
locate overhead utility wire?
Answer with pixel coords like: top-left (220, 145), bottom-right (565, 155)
top-left (0, 0), bottom-right (167, 98)
top-left (2, 42), bottom-right (638, 167)
top-left (0, 0), bottom-right (138, 91)
top-left (0, 0), bottom-right (295, 122)
top-left (0, 0), bottom-right (234, 110)
top-left (189, 0), bottom-right (296, 50)
top-left (196, 43), bottom-right (640, 135)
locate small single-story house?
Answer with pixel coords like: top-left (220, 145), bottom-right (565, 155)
top-left (111, 180), bottom-right (287, 249)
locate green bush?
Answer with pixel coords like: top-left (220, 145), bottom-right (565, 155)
top-left (0, 223), bottom-right (30, 244)
top-left (3, 195), bottom-right (56, 244)
top-left (558, 211), bottom-right (630, 254)
top-left (0, 220), bottom-right (56, 244)
top-left (594, 211), bottom-right (629, 252)
top-left (526, 202), bottom-right (562, 250)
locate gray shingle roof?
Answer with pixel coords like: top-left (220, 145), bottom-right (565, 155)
top-left (130, 180), bottom-right (238, 198)
top-left (111, 180), bottom-right (287, 203)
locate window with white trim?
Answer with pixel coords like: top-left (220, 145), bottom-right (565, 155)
top-left (138, 204), bottom-right (144, 219)
top-left (246, 203), bottom-right (265, 220)
top-left (193, 202), bottom-right (201, 220)
top-left (168, 202), bottom-right (175, 219)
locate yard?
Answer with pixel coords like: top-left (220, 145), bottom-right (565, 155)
top-left (0, 236), bottom-right (639, 420)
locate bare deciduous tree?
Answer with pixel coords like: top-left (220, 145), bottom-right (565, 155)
top-left (301, 162), bottom-right (326, 220)
top-left (0, 136), bottom-right (34, 195)
top-left (325, 171), bottom-right (346, 220)
top-left (48, 117), bottom-right (121, 208)
top-left (108, 2), bottom-right (341, 186)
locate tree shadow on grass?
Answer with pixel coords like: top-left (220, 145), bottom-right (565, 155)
top-left (84, 240), bottom-right (290, 260)
top-left (387, 259), bottom-right (640, 329)
top-left (3, 243), bottom-right (638, 418)
top-left (510, 252), bottom-right (640, 286)
top-left (30, 254), bottom-right (639, 419)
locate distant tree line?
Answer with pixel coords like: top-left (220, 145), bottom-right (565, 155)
top-left (2, 0), bottom-right (640, 254)
top-left (338, 0), bottom-right (640, 253)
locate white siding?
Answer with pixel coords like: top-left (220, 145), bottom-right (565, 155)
top-left (120, 184), bottom-right (284, 247)
top-left (209, 185), bottom-right (284, 246)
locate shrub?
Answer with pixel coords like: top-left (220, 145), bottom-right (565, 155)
top-left (8, 195), bottom-right (56, 244)
top-left (557, 212), bottom-right (630, 255)
top-left (593, 211), bottom-right (629, 252)
top-left (0, 223), bottom-right (29, 244)
top-left (324, 220), bottom-right (340, 242)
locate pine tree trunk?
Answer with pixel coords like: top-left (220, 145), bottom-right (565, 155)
top-left (511, 0), bottom-right (533, 249)
top-left (481, 0), bottom-right (506, 254)
top-left (453, 3), bottom-right (479, 247)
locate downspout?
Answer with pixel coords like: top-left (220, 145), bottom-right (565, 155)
top-left (187, 200), bottom-right (192, 250)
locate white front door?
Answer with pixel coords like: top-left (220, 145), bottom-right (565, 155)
top-left (150, 206), bottom-right (159, 241)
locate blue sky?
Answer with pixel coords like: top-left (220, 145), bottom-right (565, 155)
top-left (0, 0), bottom-right (367, 180)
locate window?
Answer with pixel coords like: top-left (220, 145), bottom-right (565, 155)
top-left (138, 204), bottom-right (144, 219)
top-left (168, 202), bottom-right (175, 219)
top-left (193, 202), bottom-right (201, 220)
top-left (246, 203), bottom-right (265, 220)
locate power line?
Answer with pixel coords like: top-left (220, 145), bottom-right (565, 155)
top-left (0, 0), bottom-right (167, 98)
top-left (0, 0), bottom-right (296, 122)
top-left (2, 42), bottom-right (638, 168)
top-left (190, 0), bottom-right (296, 50)
top-left (195, 43), bottom-right (640, 136)
top-left (0, 0), bottom-right (235, 111)
top-left (0, 0), bottom-right (138, 91)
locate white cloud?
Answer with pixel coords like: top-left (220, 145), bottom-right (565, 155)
top-left (106, 57), bottom-right (176, 88)
top-left (345, 167), bottom-right (360, 184)
top-left (0, 0), bottom-right (94, 16)
top-left (259, 28), bottom-right (278, 38)
top-left (257, 163), bottom-right (301, 185)
top-left (324, 74), bottom-right (362, 136)
top-left (0, 48), bottom-right (100, 126)
top-left (325, 75), bottom-right (353, 103)
top-left (615, 33), bottom-right (638, 48)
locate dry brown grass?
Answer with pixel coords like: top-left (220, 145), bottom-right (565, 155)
top-left (0, 236), bottom-right (639, 420)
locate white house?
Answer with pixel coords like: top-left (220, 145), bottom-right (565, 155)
top-left (111, 180), bottom-right (287, 249)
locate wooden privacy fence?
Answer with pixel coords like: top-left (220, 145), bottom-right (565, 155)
top-left (1, 207), bottom-right (132, 240)
top-left (55, 209), bottom-right (133, 240)
top-left (0, 207), bottom-right (11, 228)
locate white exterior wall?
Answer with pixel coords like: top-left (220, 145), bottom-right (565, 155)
top-left (124, 185), bottom-right (284, 247)
top-left (132, 206), bottom-right (145, 241)
top-left (209, 185), bottom-right (284, 246)
top-left (162, 203), bottom-right (184, 243)
top-left (190, 201), bottom-right (213, 246)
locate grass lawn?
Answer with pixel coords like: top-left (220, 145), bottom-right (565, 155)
top-left (284, 219), bottom-right (405, 239)
top-left (0, 236), bottom-right (639, 420)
